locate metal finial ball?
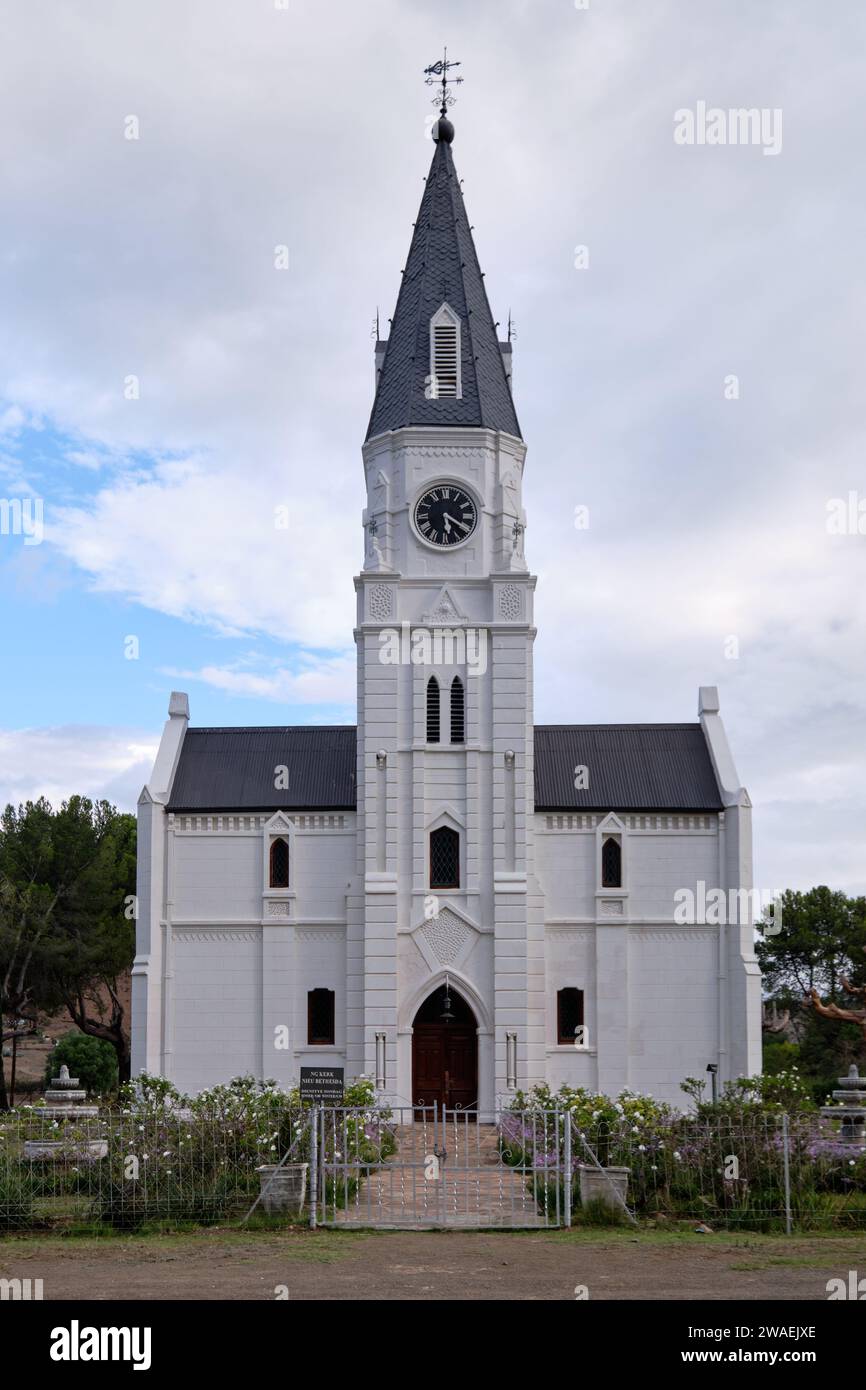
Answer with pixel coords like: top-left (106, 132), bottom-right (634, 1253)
top-left (432, 116), bottom-right (454, 144)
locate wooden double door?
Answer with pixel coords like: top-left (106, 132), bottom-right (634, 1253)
top-left (411, 986), bottom-right (478, 1111)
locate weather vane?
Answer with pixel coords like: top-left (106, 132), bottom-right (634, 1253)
top-left (424, 48), bottom-right (463, 116)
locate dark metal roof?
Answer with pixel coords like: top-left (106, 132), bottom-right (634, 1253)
top-left (366, 136), bottom-right (521, 441)
top-left (533, 725), bottom-right (723, 812)
top-left (167, 727), bottom-right (356, 812)
top-left (166, 724), bottom-right (721, 814)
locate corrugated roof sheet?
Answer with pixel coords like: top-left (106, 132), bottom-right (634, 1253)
top-left (366, 136), bottom-right (521, 441)
top-left (166, 727), bottom-right (356, 811)
top-left (533, 724), bottom-right (723, 812)
top-left (165, 723), bottom-right (722, 813)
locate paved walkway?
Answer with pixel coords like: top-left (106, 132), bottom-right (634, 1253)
top-left (325, 1122), bottom-right (556, 1228)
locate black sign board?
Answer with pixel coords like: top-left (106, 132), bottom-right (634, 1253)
top-left (299, 1066), bottom-right (344, 1102)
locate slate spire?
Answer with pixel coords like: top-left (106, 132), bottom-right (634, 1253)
top-left (366, 121), bottom-right (522, 441)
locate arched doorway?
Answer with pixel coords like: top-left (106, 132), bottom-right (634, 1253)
top-left (411, 984), bottom-right (478, 1111)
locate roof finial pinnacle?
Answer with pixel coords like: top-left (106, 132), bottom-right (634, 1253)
top-left (424, 47), bottom-right (461, 143)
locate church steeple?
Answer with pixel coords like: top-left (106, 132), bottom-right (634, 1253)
top-left (366, 118), bottom-right (522, 442)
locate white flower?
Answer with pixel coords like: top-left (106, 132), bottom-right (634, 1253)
top-left (638, 1144), bottom-right (646, 1152)
top-left (673, 1150), bottom-right (682, 1161)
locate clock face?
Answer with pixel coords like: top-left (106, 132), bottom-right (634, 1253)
top-left (414, 484), bottom-right (478, 548)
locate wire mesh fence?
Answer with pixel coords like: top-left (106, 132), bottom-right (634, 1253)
top-left (501, 1109), bottom-right (866, 1232)
top-left (0, 1098), bottom-right (312, 1232)
top-left (1, 1099), bottom-right (864, 1233)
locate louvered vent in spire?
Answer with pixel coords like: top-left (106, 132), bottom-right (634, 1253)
top-left (430, 303), bottom-right (461, 399)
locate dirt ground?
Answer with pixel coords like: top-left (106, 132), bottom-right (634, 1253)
top-left (2, 1227), bottom-right (864, 1300)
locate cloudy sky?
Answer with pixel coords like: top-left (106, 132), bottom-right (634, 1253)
top-left (0, 0), bottom-right (863, 893)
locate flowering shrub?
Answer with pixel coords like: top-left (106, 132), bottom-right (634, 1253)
top-left (681, 1067), bottom-right (815, 1116)
top-left (92, 1074), bottom-right (395, 1226)
top-left (500, 1079), bottom-right (866, 1230)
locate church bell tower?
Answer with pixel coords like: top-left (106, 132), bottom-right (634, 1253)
top-left (348, 76), bottom-right (543, 1113)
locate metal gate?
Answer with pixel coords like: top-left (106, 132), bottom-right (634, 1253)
top-left (311, 1105), bottom-right (570, 1229)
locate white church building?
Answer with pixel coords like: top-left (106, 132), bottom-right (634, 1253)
top-left (132, 111), bottom-right (761, 1110)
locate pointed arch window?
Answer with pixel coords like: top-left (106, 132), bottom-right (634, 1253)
top-left (426, 676), bottom-right (440, 744)
top-left (430, 826), bottom-right (460, 890)
top-left (601, 836), bottom-right (622, 889)
top-left (430, 303), bottom-right (461, 399)
top-left (269, 836), bottom-right (290, 889)
top-left (450, 676), bottom-right (465, 744)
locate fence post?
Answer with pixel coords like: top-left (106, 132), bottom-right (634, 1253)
top-left (564, 1110), bottom-right (572, 1228)
top-left (781, 1112), bottom-right (792, 1236)
top-left (309, 1105), bottom-right (319, 1229)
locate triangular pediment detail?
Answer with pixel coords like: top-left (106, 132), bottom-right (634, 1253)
top-left (265, 811), bottom-right (294, 834)
top-left (422, 585), bottom-right (466, 626)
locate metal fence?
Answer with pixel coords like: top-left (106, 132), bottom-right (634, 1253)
top-left (313, 1105), bottom-right (568, 1229)
top-left (1, 1103), bottom-right (863, 1233)
top-left (0, 1101), bottom-right (307, 1232)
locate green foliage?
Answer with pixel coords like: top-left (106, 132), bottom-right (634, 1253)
top-left (501, 1075), bottom-right (866, 1231)
top-left (0, 796), bottom-right (136, 1099)
top-left (45, 1032), bottom-right (119, 1096)
top-left (90, 1074), bottom-right (396, 1227)
top-left (681, 1067), bottom-right (815, 1118)
top-left (756, 886), bottom-right (866, 1000)
top-left (762, 1038), bottom-right (800, 1076)
top-left (0, 1166), bottom-right (35, 1230)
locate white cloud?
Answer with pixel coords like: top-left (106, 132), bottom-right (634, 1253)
top-left (0, 727), bottom-right (158, 814)
top-left (49, 457), bottom-right (357, 647)
top-left (164, 654), bottom-right (356, 708)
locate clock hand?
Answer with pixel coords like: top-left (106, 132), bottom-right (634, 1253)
top-left (443, 515), bottom-right (451, 533)
top-left (444, 513), bottom-right (470, 532)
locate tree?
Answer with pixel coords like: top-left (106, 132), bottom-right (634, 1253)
top-left (756, 887), bottom-right (865, 1001)
top-left (47, 804), bottom-right (136, 1082)
top-left (757, 887), bottom-right (866, 1097)
top-left (45, 1030), bottom-right (119, 1095)
top-left (0, 797), bottom-right (136, 1106)
top-left (0, 800), bottom-right (61, 1108)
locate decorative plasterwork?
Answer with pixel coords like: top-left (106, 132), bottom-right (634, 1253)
top-left (630, 928), bottom-right (717, 943)
top-left (171, 929), bottom-right (260, 943)
top-left (540, 814), bottom-right (717, 833)
top-left (421, 909), bottom-right (471, 964)
top-left (169, 814), bottom-right (349, 833)
top-left (296, 928), bottom-right (345, 943)
top-left (498, 583), bottom-right (523, 621)
top-left (411, 904), bottom-right (479, 973)
top-left (367, 583), bottom-right (395, 623)
top-left (421, 584), bottom-right (467, 626)
top-left (265, 901), bottom-right (292, 919)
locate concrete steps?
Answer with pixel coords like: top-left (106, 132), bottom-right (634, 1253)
top-left (326, 1120), bottom-right (554, 1228)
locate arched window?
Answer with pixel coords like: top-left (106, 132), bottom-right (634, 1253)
top-left (557, 988), bottom-right (585, 1045)
top-left (601, 836), bottom-right (622, 889)
top-left (429, 303), bottom-right (461, 399)
top-left (269, 836), bottom-right (290, 889)
top-left (450, 676), bottom-right (465, 744)
top-left (426, 676), bottom-right (440, 743)
top-left (308, 989), bottom-right (335, 1046)
top-left (430, 826), bottom-right (460, 890)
